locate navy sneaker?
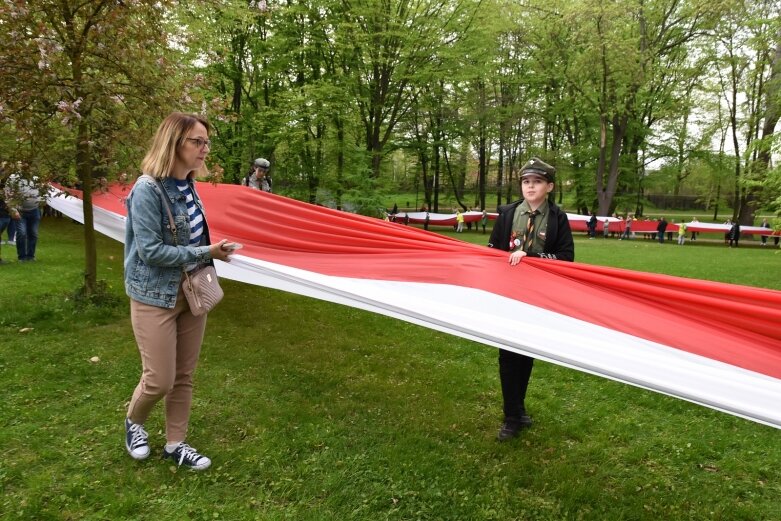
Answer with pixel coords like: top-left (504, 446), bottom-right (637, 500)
top-left (497, 415), bottom-right (533, 442)
top-left (162, 443), bottom-right (211, 470)
top-left (125, 418), bottom-right (150, 460)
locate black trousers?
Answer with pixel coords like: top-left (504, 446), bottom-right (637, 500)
top-left (499, 350), bottom-right (535, 419)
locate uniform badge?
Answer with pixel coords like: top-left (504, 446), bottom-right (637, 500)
top-left (509, 230), bottom-right (521, 251)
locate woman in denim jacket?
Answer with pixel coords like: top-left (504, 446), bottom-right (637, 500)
top-left (123, 112), bottom-right (236, 470)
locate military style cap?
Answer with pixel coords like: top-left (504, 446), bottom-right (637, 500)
top-left (520, 157), bottom-right (556, 183)
top-left (253, 157), bottom-right (270, 169)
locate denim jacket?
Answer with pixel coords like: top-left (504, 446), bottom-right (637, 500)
top-left (124, 175), bottom-right (213, 308)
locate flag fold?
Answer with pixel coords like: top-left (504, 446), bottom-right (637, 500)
top-left (47, 182), bottom-right (781, 429)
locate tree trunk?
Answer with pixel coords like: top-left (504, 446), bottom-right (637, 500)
top-left (76, 119), bottom-right (97, 296)
top-left (335, 117), bottom-right (344, 210)
top-left (597, 114), bottom-right (627, 216)
top-left (443, 149), bottom-right (467, 211)
top-left (432, 119), bottom-right (441, 213)
top-left (741, 35), bottom-right (781, 226)
top-left (712, 178), bottom-right (721, 221)
top-left (495, 119), bottom-right (505, 212)
top-left (758, 36), bottom-right (781, 169)
top-left (232, 38), bottom-right (243, 183)
top-left (369, 102), bottom-right (384, 178)
top-left (432, 141), bottom-right (440, 213)
top-left (70, 32), bottom-right (97, 296)
top-left (674, 97), bottom-right (692, 198)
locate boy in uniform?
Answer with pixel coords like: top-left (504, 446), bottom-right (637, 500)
top-left (487, 157), bottom-right (575, 441)
top-left (243, 158), bottom-right (272, 192)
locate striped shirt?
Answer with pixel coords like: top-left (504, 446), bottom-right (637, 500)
top-left (175, 179), bottom-right (204, 271)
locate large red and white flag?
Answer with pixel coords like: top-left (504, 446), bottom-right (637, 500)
top-left (48, 182), bottom-right (781, 429)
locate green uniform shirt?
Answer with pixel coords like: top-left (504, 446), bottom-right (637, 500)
top-left (510, 200), bottom-right (550, 254)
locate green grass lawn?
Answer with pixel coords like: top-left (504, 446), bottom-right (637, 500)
top-left (1, 218), bottom-right (780, 520)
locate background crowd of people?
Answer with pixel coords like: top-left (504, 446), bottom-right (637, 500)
top-left (0, 161), bottom-right (43, 264)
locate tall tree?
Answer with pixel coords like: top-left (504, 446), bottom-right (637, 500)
top-left (524, 0), bottom-right (722, 215)
top-left (340, 0), bottom-right (479, 179)
top-left (0, 0), bottom-right (182, 295)
top-left (712, 2), bottom-right (781, 224)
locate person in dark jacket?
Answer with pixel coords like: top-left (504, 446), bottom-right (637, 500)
top-left (728, 221), bottom-right (740, 247)
top-left (656, 217), bottom-right (668, 244)
top-left (587, 212), bottom-right (597, 239)
top-left (487, 157), bottom-right (575, 441)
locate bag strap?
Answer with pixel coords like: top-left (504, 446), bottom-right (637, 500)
top-left (140, 175), bottom-right (200, 286)
top-left (140, 174), bottom-right (178, 246)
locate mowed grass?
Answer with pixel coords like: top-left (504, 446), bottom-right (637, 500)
top-left (1, 218), bottom-right (780, 521)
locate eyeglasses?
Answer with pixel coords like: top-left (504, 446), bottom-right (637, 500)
top-left (185, 137), bottom-right (211, 149)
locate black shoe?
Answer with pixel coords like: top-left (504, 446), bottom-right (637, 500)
top-left (497, 415), bottom-right (533, 441)
top-left (162, 442), bottom-right (211, 470)
top-left (125, 418), bottom-right (150, 460)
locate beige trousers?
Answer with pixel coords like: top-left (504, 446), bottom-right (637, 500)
top-left (127, 283), bottom-right (207, 443)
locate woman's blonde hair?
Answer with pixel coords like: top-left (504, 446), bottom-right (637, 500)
top-left (141, 112), bottom-right (211, 179)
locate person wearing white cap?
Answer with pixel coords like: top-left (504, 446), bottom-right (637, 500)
top-left (243, 157), bottom-right (272, 192)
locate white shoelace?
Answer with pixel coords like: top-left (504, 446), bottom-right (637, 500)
top-left (174, 443), bottom-right (203, 466)
top-left (128, 423), bottom-right (148, 449)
